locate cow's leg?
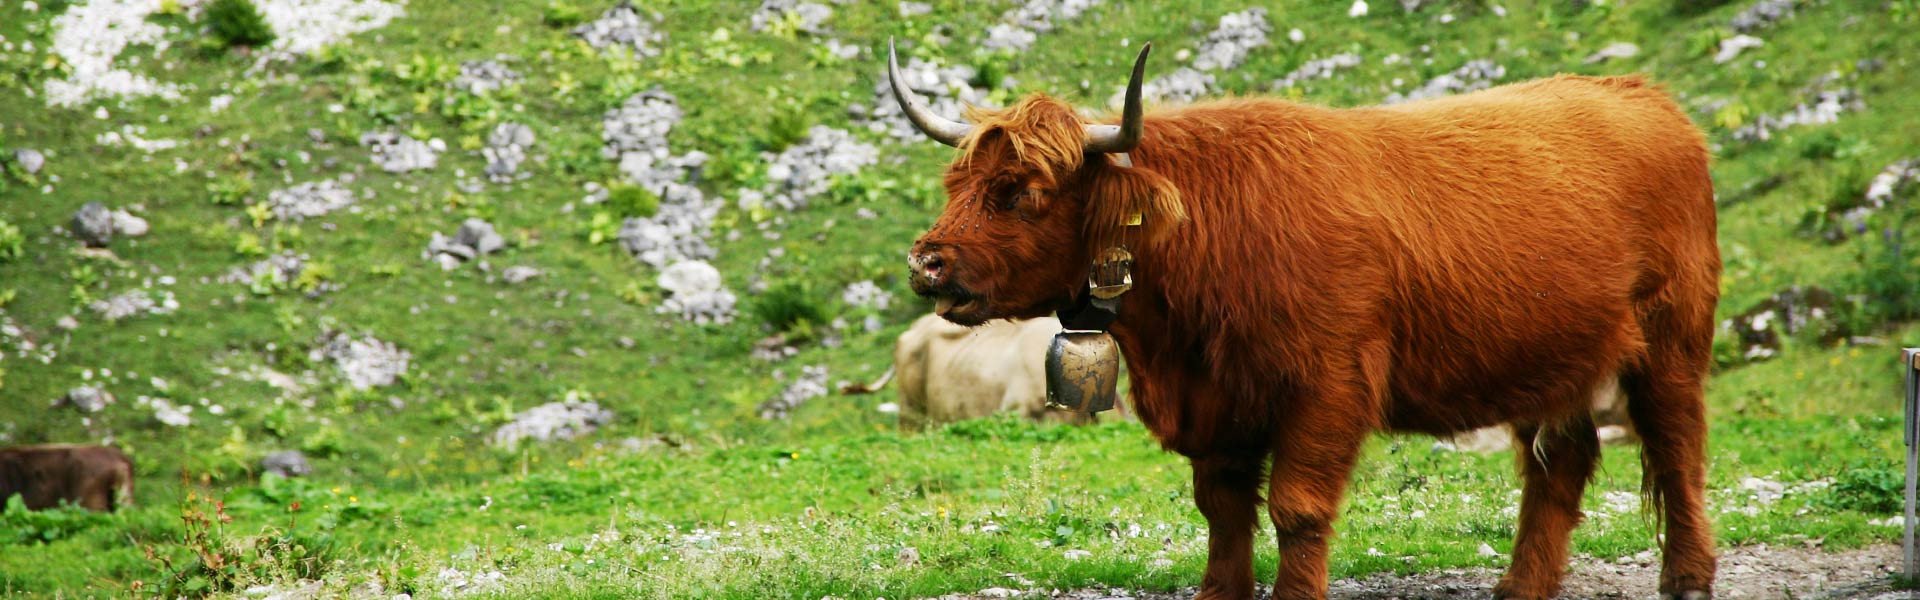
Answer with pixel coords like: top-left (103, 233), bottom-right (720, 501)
top-left (1494, 415), bottom-right (1601, 599)
top-left (1267, 393), bottom-right (1375, 598)
top-left (1190, 453), bottom-right (1264, 600)
top-left (1623, 363), bottom-right (1716, 598)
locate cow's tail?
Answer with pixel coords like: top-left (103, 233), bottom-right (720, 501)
top-left (840, 366), bottom-right (896, 395)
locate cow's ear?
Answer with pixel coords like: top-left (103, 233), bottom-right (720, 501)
top-left (1084, 156), bottom-right (1185, 255)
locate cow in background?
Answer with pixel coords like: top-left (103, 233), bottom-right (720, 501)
top-left (846, 314), bottom-right (1107, 429)
top-left (0, 444), bottom-right (135, 512)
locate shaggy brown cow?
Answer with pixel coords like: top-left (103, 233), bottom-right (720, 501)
top-left (0, 444), bottom-right (135, 512)
top-left (890, 41), bottom-right (1719, 600)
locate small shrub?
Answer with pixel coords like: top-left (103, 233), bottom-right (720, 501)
top-left (1814, 463), bottom-right (1902, 513)
top-left (1670, 0), bottom-right (1736, 16)
top-left (750, 281), bottom-right (828, 335)
top-left (206, 0), bottom-right (277, 49)
top-left (0, 218), bottom-right (23, 263)
top-left (761, 103), bottom-right (813, 152)
top-left (1, 495), bottom-right (113, 545)
top-left (207, 175), bottom-right (253, 206)
top-left (605, 183), bottom-right (661, 219)
top-left (543, 1), bottom-right (585, 28)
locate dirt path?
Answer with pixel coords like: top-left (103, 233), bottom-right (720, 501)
top-left (944, 544), bottom-right (1906, 599)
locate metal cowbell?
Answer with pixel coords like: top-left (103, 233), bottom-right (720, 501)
top-left (1044, 330), bottom-right (1121, 413)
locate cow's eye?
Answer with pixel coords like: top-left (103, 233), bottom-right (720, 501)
top-left (997, 188), bottom-right (1032, 211)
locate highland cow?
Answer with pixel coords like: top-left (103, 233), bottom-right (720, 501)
top-left (0, 444), bottom-right (135, 512)
top-left (890, 40), bottom-right (1719, 600)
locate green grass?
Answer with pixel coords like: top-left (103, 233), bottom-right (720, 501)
top-left (1, 0), bottom-right (1917, 597)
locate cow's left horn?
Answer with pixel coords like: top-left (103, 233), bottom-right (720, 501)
top-left (888, 37), bottom-right (973, 147)
top-left (1084, 42), bottom-right (1152, 155)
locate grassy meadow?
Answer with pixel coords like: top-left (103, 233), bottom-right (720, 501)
top-left (0, 0), bottom-right (1916, 597)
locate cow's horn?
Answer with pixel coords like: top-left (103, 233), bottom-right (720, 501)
top-left (1085, 42), bottom-right (1152, 155)
top-left (888, 37), bottom-right (972, 147)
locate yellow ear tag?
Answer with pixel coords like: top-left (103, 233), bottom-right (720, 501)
top-left (1125, 212), bottom-right (1143, 226)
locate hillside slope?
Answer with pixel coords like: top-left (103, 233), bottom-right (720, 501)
top-left (0, 0), bottom-right (1916, 597)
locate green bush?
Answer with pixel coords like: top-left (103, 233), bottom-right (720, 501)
top-left (543, 1), bottom-right (585, 28)
top-left (605, 183), bottom-right (661, 219)
top-left (749, 281), bottom-right (828, 335)
top-left (0, 218), bottom-right (22, 263)
top-left (206, 0), bottom-right (277, 49)
top-left (1814, 463), bottom-right (1902, 513)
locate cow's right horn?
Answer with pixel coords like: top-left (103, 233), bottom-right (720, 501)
top-left (887, 37), bottom-right (973, 147)
top-left (1084, 42), bottom-right (1151, 155)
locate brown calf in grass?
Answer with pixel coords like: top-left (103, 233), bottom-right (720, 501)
top-left (0, 444), bottom-right (135, 512)
top-left (889, 40), bottom-right (1719, 600)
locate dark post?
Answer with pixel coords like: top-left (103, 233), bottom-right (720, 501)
top-left (1905, 347), bottom-right (1919, 579)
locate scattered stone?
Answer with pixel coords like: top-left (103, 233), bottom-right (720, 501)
top-left (433, 567), bottom-right (506, 596)
top-left (424, 218), bottom-right (505, 270)
top-left (110, 209), bottom-right (148, 237)
top-left (1584, 41), bottom-right (1639, 64)
top-left (453, 57), bottom-right (521, 94)
top-left (1189, 7), bottom-right (1270, 71)
top-left (90, 290), bottom-right (179, 321)
top-left (1731, 88), bottom-right (1864, 143)
top-left (490, 399), bottom-right (615, 449)
top-left (1386, 60), bottom-right (1506, 104)
top-left (604, 90), bottom-right (722, 268)
top-left (751, 335), bottom-right (800, 362)
top-left (656, 260), bottom-right (738, 324)
top-left (898, 1), bottom-right (931, 17)
top-left (865, 56), bottom-right (991, 141)
top-left (571, 1), bottom-right (664, 58)
top-left (12, 149), bottom-right (44, 175)
top-left (136, 395), bottom-right (192, 427)
top-left (43, 0), bottom-right (185, 107)
top-left (1122, 8), bottom-right (1267, 105)
top-left (70, 202), bottom-right (114, 247)
top-left (95, 125), bottom-right (181, 153)
top-left (1136, 67), bottom-right (1216, 104)
top-left (310, 331), bottom-right (410, 390)
top-left (484, 122), bottom-right (535, 183)
top-left (360, 132), bottom-right (443, 173)
top-left (1721, 286), bottom-right (1846, 362)
top-left (252, 0), bottom-right (405, 64)
top-left (1731, 0), bottom-right (1797, 33)
top-left (267, 177), bottom-right (358, 221)
top-left (737, 126), bottom-right (878, 212)
top-left (757, 365), bottom-right (829, 419)
top-left (1829, 158), bottom-right (1918, 240)
top-left (260, 450), bottom-right (313, 478)
top-left (749, 0), bottom-right (833, 35)
top-left (59, 386), bottom-right (115, 413)
top-left (841, 280), bottom-right (893, 311)
top-left (501, 266), bottom-right (543, 284)
top-left (221, 251), bottom-right (310, 289)
top-left (1714, 34), bottom-right (1765, 64)
top-left (1271, 53), bottom-right (1362, 90)
top-left (981, 0), bottom-right (1105, 52)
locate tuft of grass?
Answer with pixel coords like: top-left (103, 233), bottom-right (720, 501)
top-left (205, 0), bottom-right (277, 49)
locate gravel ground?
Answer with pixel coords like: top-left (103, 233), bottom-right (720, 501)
top-left (940, 544), bottom-right (1905, 599)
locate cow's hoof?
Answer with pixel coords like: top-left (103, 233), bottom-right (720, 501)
top-left (1660, 592), bottom-right (1711, 600)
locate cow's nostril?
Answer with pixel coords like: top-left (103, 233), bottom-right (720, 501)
top-left (922, 254), bottom-right (945, 278)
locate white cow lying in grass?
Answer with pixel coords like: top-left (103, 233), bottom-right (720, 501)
top-left (847, 314), bottom-right (1111, 429)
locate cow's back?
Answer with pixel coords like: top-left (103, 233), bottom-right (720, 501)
top-left (0, 444), bottom-right (134, 511)
top-left (896, 315), bottom-right (1090, 428)
top-left (1127, 75), bottom-right (1715, 438)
